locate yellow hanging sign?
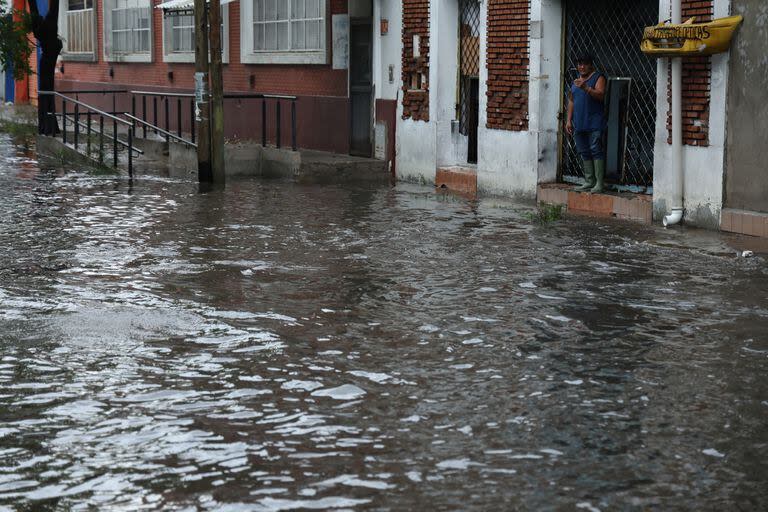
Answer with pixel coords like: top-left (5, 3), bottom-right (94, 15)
top-left (641, 15), bottom-right (743, 57)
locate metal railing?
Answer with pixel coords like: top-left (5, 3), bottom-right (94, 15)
top-left (124, 113), bottom-right (196, 148)
top-left (39, 90), bottom-right (142, 177)
top-left (129, 90), bottom-right (298, 151)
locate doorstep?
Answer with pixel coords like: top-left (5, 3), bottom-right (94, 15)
top-left (436, 166), bottom-right (478, 197)
top-left (538, 183), bottom-right (652, 224)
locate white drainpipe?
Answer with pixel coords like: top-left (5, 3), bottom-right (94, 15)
top-left (664, 0), bottom-right (684, 227)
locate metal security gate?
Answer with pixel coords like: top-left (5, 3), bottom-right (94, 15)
top-left (561, 0), bottom-right (658, 189)
top-left (459, 0), bottom-right (481, 163)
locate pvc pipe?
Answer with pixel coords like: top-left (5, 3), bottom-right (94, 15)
top-left (666, 0), bottom-right (684, 227)
top-left (663, 207), bottom-right (683, 227)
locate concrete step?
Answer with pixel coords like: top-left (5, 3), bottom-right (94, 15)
top-left (538, 183), bottom-right (652, 224)
top-left (169, 142), bottom-right (391, 185)
top-left (436, 166), bottom-right (478, 196)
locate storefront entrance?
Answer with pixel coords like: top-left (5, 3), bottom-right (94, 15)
top-left (560, 0), bottom-right (658, 190)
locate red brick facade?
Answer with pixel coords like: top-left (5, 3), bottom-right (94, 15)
top-left (57, 2), bottom-right (348, 97)
top-left (667, 0), bottom-right (713, 146)
top-left (486, 0), bottom-right (530, 131)
top-left (401, 0), bottom-right (430, 122)
top-left (53, 1), bottom-right (351, 153)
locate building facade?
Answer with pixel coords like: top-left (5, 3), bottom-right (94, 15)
top-left (8, 0), bottom-right (765, 234)
top-left (50, 0), bottom-right (385, 158)
top-left (378, 0), bottom-right (754, 230)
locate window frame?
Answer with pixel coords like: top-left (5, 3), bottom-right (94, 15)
top-left (161, 5), bottom-right (230, 64)
top-left (57, 0), bottom-right (98, 62)
top-left (103, 0), bottom-right (153, 63)
top-left (240, 0), bottom-right (328, 65)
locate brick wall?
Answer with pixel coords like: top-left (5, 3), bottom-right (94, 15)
top-left (486, 0), bottom-right (530, 131)
top-left (58, 1), bottom-right (349, 98)
top-left (401, 0), bottom-right (430, 122)
top-left (667, 0), bottom-right (713, 146)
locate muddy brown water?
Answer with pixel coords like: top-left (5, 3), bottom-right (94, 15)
top-left (0, 134), bottom-right (767, 510)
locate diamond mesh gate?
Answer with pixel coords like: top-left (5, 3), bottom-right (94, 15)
top-left (562, 0), bottom-right (658, 189)
top-left (459, 0), bottom-right (480, 142)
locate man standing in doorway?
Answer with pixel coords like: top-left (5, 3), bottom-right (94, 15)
top-left (566, 54), bottom-right (607, 193)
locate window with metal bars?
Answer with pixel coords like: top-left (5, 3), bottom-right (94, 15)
top-left (61, 0), bottom-right (95, 56)
top-left (104, 0), bottom-right (152, 61)
top-left (458, 0), bottom-right (480, 136)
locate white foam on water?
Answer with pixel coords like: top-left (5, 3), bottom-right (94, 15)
top-left (258, 496), bottom-right (371, 510)
top-left (565, 379), bottom-right (583, 386)
top-left (461, 338), bottom-right (484, 345)
top-left (281, 380), bottom-right (324, 392)
top-left (576, 502), bottom-right (601, 512)
top-left (348, 371), bottom-right (392, 384)
top-left (546, 315), bottom-right (572, 322)
top-left (436, 459), bottom-right (481, 470)
top-left (510, 453), bottom-right (543, 460)
top-left (519, 282), bottom-right (537, 289)
top-left (311, 385), bottom-right (366, 401)
top-left (461, 316), bottom-right (499, 323)
top-left (702, 448), bottom-right (725, 458)
top-left (540, 448), bottom-right (564, 456)
top-left (400, 415), bottom-right (422, 423)
top-left (450, 364), bottom-right (474, 370)
top-left (406, 471), bottom-right (422, 482)
top-left (313, 474), bottom-right (394, 490)
top-left (418, 324), bottom-right (440, 333)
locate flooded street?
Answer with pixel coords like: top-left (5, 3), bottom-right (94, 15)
top-left (0, 133), bottom-right (766, 511)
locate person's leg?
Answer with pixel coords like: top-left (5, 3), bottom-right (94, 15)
top-left (574, 131), bottom-right (595, 191)
top-left (589, 130), bottom-right (606, 193)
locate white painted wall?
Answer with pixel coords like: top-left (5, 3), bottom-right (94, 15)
top-left (652, 0), bottom-right (730, 229)
top-left (373, 0), bottom-right (402, 102)
top-left (476, 0), bottom-right (538, 198)
top-left (534, 0), bottom-right (563, 184)
top-left (393, 0), bottom-right (437, 182)
top-left (434, 0), bottom-right (464, 168)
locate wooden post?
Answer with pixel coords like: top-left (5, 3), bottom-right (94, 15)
top-left (194, 0), bottom-right (212, 182)
top-left (209, 0), bottom-right (225, 184)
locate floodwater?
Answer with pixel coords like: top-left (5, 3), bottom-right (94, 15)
top-left (0, 133), bottom-right (766, 511)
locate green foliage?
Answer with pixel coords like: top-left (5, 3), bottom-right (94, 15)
top-left (0, 6), bottom-right (34, 80)
top-left (0, 118), bottom-right (37, 138)
top-left (526, 203), bottom-right (565, 224)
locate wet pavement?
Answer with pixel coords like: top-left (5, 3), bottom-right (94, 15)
top-left (0, 133), bottom-right (767, 511)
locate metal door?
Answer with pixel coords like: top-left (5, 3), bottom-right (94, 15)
top-left (350, 21), bottom-right (373, 157)
top-left (561, 0), bottom-right (658, 189)
top-left (459, 0), bottom-right (481, 164)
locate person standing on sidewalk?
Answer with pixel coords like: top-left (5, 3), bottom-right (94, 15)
top-left (566, 54), bottom-right (607, 193)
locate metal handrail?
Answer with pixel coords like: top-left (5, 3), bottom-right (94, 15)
top-left (123, 113), bottom-right (197, 148)
top-left (39, 90), bottom-right (138, 176)
top-left (129, 90), bottom-right (298, 101)
top-left (39, 90), bottom-right (132, 126)
top-left (127, 89), bottom-right (298, 151)
top-left (54, 113), bottom-right (144, 155)
top-left (61, 89), bottom-right (129, 95)
top-left (131, 90), bottom-right (194, 98)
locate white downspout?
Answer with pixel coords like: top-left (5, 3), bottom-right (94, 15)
top-left (664, 0), bottom-right (684, 227)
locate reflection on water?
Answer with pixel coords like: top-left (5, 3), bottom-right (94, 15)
top-left (0, 133), bottom-right (767, 510)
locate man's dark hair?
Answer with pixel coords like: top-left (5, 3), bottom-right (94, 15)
top-left (576, 54), bottom-right (595, 65)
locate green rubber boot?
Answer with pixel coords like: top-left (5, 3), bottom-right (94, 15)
top-left (576, 159), bottom-right (595, 191)
top-left (590, 159), bottom-right (605, 193)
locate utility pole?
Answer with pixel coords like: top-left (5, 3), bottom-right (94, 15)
top-left (208, 0), bottom-right (225, 183)
top-left (193, 0), bottom-right (211, 182)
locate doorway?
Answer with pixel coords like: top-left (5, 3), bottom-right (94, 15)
top-left (560, 0), bottom-right (657, 189)
top-left (459, 0), bottom-right (480, 164)
top-left (350, 20), bottom-right (373, 157)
